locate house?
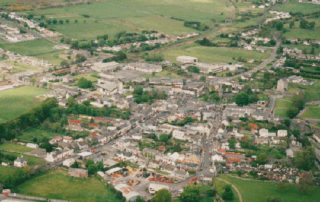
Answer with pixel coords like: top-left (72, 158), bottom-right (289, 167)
top-left (313, 134), bottom-right (320, 144)
top-left (68, 119), bottom-right (83, 131)
top-left (125, 63), bottom-right (162, 73)
top-left (259, 128), bottom-right (269, 137)
top-left (172, 130), bottom-right (186, 140)
top-left (26, 143), bottom-right (38, 149)
top-left (63, 158), bottom-right (76, 167)
top-left (277, 130), bottom-right (288, 137)
top-left (148, 183), bottom-right (170, 194)
top-left (68, 168), bottom-right (88, 178)
top-left (277, 79), bottom-right (288, 92)
top-left (92, 61), bottom-right (119, 72)
top-left (176, 56), bottom-right (198, 64)
top-left (114, 183), bottom-right (140, 201)
top-left (14, 156), bottom-right (27, 168)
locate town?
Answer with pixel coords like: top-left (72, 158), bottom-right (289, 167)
top-left (0, 0), bottom-right (320, 202)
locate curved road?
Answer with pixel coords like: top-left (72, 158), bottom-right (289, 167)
top-left (216, 177), bottom-right (243, 202)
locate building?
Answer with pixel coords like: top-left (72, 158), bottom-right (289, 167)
top-left (14, 156), bottom-right (27, 168)
top-left (176, 56), bottom-right (198, 64)
top-left (68, 168), bottom-right (88, 178)
top-left (148, 183), bottom-right (170, 194)
top-left (277, 79), bottom-right (288, 92)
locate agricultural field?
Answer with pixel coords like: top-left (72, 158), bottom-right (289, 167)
top-left (21, 0), bottom-right (235, 39)
top-left (16, 170), bottom-right (121, 202)
top-left (18, 128), bottom-right (62, 143)
top-left (0, 39), bottom-right (63, 65)
top-left (276, 0), bottom-right (320, 14)
top-left (219, 175), bottom-right (320, 202)
top-left (160, 43), bottom-right (269, 64)
top-left (0, 86), bottom-right (50, 123)
top-left (0, 142), bottom-right (33, 153)
top-left (300, 104), bottom-right (320, 120)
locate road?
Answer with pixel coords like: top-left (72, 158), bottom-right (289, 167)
top-left (215, 177), bottom-right (243, 202)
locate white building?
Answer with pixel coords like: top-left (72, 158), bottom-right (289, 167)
top-left (148, 183), bottom-right (170, 194)
top-left (277, 130), bottom-right (288, 137)
top-left (14, 156), bottom-right (27, 168)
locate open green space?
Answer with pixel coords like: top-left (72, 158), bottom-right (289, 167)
top-left (0, 86), bottom-right (50, 123)
top-left (300, 104), bottom-right (320, 119)
top-left (23, 0), bottom-right (234, 39)
top-left (18, 128), bottom-right (61, 143)
top-left (276, 0), bottom-right (320, 14)
top-left (214, 178), bottom-right (240, 202)
top-left (219, 175), bottom-right (320, 202)
top-left (274, 98), bottom-right (293, 118)
top-left (161, 43), bottom-right (269, 63)
top-left (16, 170), bottom-right (120, 202)
top-left (0, 39), bottom-right (63, 65)
top-left (0, 142), bottom-right (33, 153)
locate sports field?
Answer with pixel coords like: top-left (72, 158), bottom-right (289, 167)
top-left (16, 170), bottom-right (121, 202)
top-left (0, 86), bottom-right (50, 123)
top-left (23, 0), bottom-right (235, 39)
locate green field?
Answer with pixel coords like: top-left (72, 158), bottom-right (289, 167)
top-left (18, 128), bottom-right (61, 143)
top-left (276, 0), bottom-right (320, 14)
top-left (214, 178), bottom-right (240, 202)
top-left (161, 43), bottom-right (269, 63)
top-left (300, 104), bottom-right (320, 119)
top-left (274, 98), bottom-right (292, 118)
top-left (16, 170), bottom-right (120, 202)
top-left (0, 86), bottom-right (50, 123)
top-left (219, 175), bottom-right (320, 202)
top-left (0, 142), bottom-right (33, 153)
top-left (0, 39), bottom-right (63, 65)
top-left (24, 0), bottom-right (234, 39)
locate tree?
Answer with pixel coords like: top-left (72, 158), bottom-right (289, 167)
top-left (159, 134), bottom-right (170, 144)
top-left (222, 185), bottom-right (234, 201)
top-left (151, 189), bottom-right (172, 202)
top-left (256, 153), bottom-right (268, 165)
top-left (180, 185), bottom-right (200, 202)
top-left (75, 54), bottom-right (86, 63)
top-left (294, 147), bottom-right (315, 170)
top-left (77, 77), bottom-right (93, 89)
top-left (187, 66), bottom-right (200, 73)
top-left (235, 92), bottom-right (249, 106)
top-left (267, 196), bottom-right (282, 202)
top-left (289, 21), bottom-right (294, 29)
top-left (88, 164), bottom-right (98, 175)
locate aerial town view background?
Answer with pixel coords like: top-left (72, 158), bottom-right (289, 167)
top-left (0, 0), bottom-right (320, 201)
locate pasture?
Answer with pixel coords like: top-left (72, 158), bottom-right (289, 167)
top-left (16, 170), bottom-right (120, 202)
top-left (0, 86), bottom-right (50, 123)
top-left (219, 175), bottom-right (320, 202)
top-left (160, 44), bottom-right (269, 63)
top-left (23, 0), bottom-right (234, 39)
top-left (300, 104), bottom-right (320, 120)
top-left (276, 0), bottom-right (320, 14)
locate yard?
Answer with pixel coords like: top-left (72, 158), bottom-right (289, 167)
top-left (160, 43), bottom-right (269, 64)
top-left (274, 98), bottom-right (293, 118)
top-left (16, 170), bottom-right (121, 202)
top-left (0, 86), bottom-right (50, 123)
top-left (21, 0), bottom-right (234, 39)
top-left (0, 142), bottom-right (33, 153)
top-left (218, 175), bottom-right (320, 202)
top-left (18, 128), bottom-right (61, 143)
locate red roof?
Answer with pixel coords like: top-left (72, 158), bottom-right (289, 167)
top-left (68, 119), bottom-right (82, 124)
top-left (54, 68), bottom-right (70, 74)
top-left (217, 149), bottom-right (226, 154)
top-left (227, 158), bottom-right (242, 163)
top-left (89, 123), bottom-right (99, 128)
top-left (248, 123), bottom-right (258, 131)
top-left (225, 152), bottom-right (244, 156)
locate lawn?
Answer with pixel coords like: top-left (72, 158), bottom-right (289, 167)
top-left (300, 104), bottom-right (320, 119)
top-left (161, 43), bottom-right (269, 63)
top-left (16, 170), bottom-right (120, 202)
top-left (0, 142), bottom-right (33, 153)
top-left (0, 39), bottom-right (63, 65)
top-left (214, 178), bottom-right (239, 202)
top-left (22, 0), bottom-right (234, 39)
top-left (18, 128), bottom-right (61, 143)
top-left (0, 86), bottom-right (50, 123)
top-left (219, 175), bottom-right (320, 202)
top-left (274, 98), bottom-right (292, 118)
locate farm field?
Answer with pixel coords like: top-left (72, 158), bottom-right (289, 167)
top-left (0, 86), bottom-right (50, 123)
top-left (300, 104), bottom-right (320, 119)
top-left (16, 170), bottom-right (121, 202)
top-left (0, 39), bottom-right (63, 65)
top-left (18, 128), bottom-right (62, 143)
top-left (160, 44), bottom-right (269, 64)
top-left (23, 0), bottom-right (235, 39)
top-left (0, 142), bottom-right (33, 153)
top-left (219, 175), bottom-right (320, 202)
top-left (276, 0), bottom-right (320, 14)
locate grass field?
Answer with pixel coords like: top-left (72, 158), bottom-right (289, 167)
top-left (0, 39), bottom-right (63, 65)
top-left (160, 44), bottom-right (269, 63)
top-left (300, 104), bottom-right (320, 119)
top-left (214, 178), bottom-right (240, 202)
top-left (18, 128), bottom-right (61, 143)
top-left (276, 0), bottom-right (320, 14)
top-left (16, 170), bottom-right (120, 202)
top-left (219, 175), bottom-right (320, 202)
top-left (23, 0), bottom-right (234, 39)
top-left (0, 86), bottom-right (50, 123)
top-left (0, 142), bottom-right (33, 153)
top-left (274, 98), bottom-right (292, 118)
top-left (0, 150), bottom-right (45, 166)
